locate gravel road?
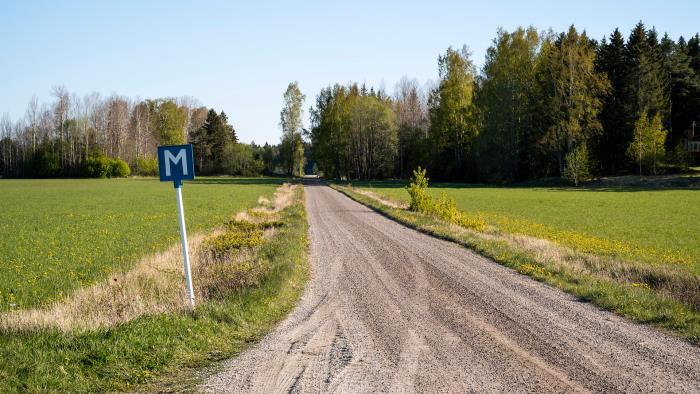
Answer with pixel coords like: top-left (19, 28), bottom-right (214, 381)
top-left (201, 182), bottom-right (700, 393)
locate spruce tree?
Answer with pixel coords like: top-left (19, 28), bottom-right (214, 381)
top-left (595, 28), bottom-right (628, 174)
top-left (625, 22), bottom-right (668, 120)
top-left (660, 34), bottom-right (699, 147)
top-left (208, 110), bottom-right (232, 173)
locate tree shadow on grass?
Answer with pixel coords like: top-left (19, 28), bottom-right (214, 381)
top-left (189, 177), bottom-right (288, 186)
top-left (343, 176), bottom-right (700, 193)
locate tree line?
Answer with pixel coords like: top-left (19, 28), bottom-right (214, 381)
top-left (309, 22), bottom-right (700, 182)
top-left (0, 89), bottom-right (285, 178)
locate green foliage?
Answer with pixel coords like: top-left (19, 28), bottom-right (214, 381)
top-left (395, 78), bottom-right (430, 179)
top-left (538, 26), bottom-right (610, 176)
top-left (432, 193), bottom-right (459, 222)
top-left (309, 85), bottom-right (348, 179)
top-left (625, 22), bottom-right (669, 119)
top-left (204, 229), bottom-right (264, 255)
top-left (204, 217), bottom-right (286, 256)
top-left (406, 167), bottom-right (431, 212)
top-left (82, 155), bottom-right (112, 178)
top-left (627, 111), bottom-right (668, 174)
top-left (191, 109), bottom-right (237, 174)
top-left (671, 141), bottom-right (690, 170)
top-left (293, 135), bottom-right (305, 177)
top-left (348, 95), bottom-right (398, 179)
top-left (431, 193), bottom-right (487, 231)
top-left (405, 167), bottom-right (487, 230)
top-left (110, 157), bottom-right (130, 177)
top-left (151, 100), bottom-right (186, 145)
top-left (134, 157), bottom-right (159, 176)
top-left (28, 147), bottom-right (60, 178)
top-left (429, 46), bottom-right (479, 180)
top-left (222, 143), bottom-right (265, 176)
top-left (563, 144), bottom-right (591, 186)
top-left (280, 82), bottom-right (306, 176)
top-left (81, 155), bottom-right (130, 178)
top-left (477, 27), bottom-right (540, 181)
top-left (595, 28), bottom-right (629, 174)
top-left (309, 84), bottom-right (399, 180)
top-left (0, 177), bottom-right (282, 310)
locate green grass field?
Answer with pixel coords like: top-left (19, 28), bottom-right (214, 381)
top-left (0, 183), bottom-right (309, 392)
top-left (0, 177), bottom-right (282, 311)
top-left (354, 181), bottom-right (700, 272)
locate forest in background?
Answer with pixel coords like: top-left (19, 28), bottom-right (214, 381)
top-left (0, 91), bottom-right (285, 178)
top-left (2, 22), bottom-right (700, 182)
top-left (309, 22), bottom-right (700, 182)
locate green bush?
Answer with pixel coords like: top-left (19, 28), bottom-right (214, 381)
top-left (406, 166), bottom-right (432, 213)
top-left (81, 155), bottom-right (131, 178)
top-left (81, 156), bottom-right (112, 178)
top-left (432, 193), bottom-right (459, 222)
top-left (134, 157), bottom-right (158, 176)
top-left (109, 158), bottom-right (130, 177)
top-left (405, 166), bottom-right (487, 231)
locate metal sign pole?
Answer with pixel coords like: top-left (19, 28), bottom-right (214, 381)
top-left (158, 144), bottom-right (196, 308)
top-left (174, 179), bottom-right (195, 308)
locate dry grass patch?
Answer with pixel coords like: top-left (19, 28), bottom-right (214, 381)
top-left (0, 233), bottom-right (212, 333)
top-left (349, 187), bottom-right (409, 209)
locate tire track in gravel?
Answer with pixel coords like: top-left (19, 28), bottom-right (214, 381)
top-left (201, 181), bottom-right (700, 393)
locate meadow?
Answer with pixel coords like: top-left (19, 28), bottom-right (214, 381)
top-left (0, 179), bottom-right (310, 392)
top-left (0, 177), bottom-right (282, 311)
top-left (352, 181), bottom-right (700, 273)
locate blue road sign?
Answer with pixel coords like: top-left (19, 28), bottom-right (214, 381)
top-left (158, 144), bottom-right (195, 186)
top-left (158, 144), bottom-right (197, 306)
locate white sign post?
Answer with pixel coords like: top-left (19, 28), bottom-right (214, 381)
top-left (158, 144), bottom-right (196, 308)
top-left (175, 183), bottom-right (195, 307)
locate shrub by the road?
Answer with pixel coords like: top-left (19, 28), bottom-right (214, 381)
top-left (406, 166), bottom-right (432, 212)
top-left (407, 167), bottom-right (487, 231)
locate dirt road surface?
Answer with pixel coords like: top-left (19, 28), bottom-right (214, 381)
top-left (202, 182), bottom-right (700, 393)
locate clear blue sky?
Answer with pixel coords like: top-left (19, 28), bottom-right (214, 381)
top-left (1, 0), bottom-right (699, 144)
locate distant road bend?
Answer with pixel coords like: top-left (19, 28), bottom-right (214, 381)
top-left (203, 181), bottom-right (700, 393)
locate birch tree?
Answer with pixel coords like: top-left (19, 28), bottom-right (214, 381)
top-left (280, 81), bottom-right (305, 175)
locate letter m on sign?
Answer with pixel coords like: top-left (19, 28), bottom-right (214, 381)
top-left (158, 144), bottom-right (195, 182)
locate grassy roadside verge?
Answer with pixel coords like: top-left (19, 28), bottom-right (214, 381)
top-left (331, 184), bottom-right (700, 344)
top-left (0, 186), bottom-right (309, 392)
